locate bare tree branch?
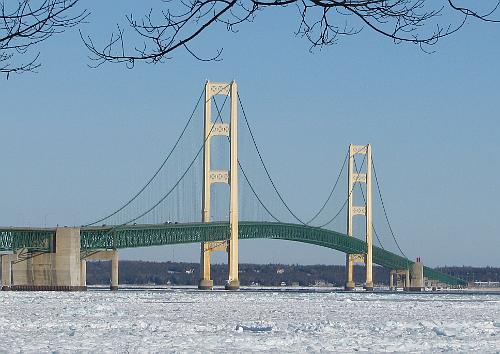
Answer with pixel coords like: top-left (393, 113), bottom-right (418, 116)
top-left (0, 0), bottom-right (88, 77)
top-left (81, 0), bottom-right (500, 67)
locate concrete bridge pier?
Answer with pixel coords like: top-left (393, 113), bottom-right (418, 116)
top-left (82, 249), bottom-right (119, 291)
top-left (10, 227), bottom-right (82, 291)
top-left (1, 254), bottom-right (12, 290)
top-left (84, 250), bottom-right (118, 291)
top-left (390, 260), bottom-right (424, 291)
top-left (389, 269), bottom-right (411, 290)
top-left (80, 259), bottom-right (87, 290)
top-left (409, 258), bottom-right (424, 291)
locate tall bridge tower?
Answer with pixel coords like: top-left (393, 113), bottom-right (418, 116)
top-left (198, 81), bottom-right (240, 290)
top-left (345, 144), bottom-right (374, 291)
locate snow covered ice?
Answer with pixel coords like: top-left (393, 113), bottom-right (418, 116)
top-left (0, 289), bottom-right (499, 353)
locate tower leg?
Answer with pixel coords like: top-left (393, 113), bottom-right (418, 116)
top-left (110, 250), bottom-right (118, 291)
top-left (225, 81), bottom-right (239, 291)
top-left (345, 254), bottom-right (355, 290)
top-left (198, 243), bottom-right (213, 290)
top-left (364, 258), bottom-right (374, 291)
top-left (345, 144), bottom-right (358, 291)
top-left (199, 81), bottom-right (213, 291)
top-left (225, 240), bottom-right (239, 290)
top-left (364, 144), bottom-right (374, 291)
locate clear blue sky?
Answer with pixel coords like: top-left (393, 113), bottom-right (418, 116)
top-left (2, 3), bottom-right (499, 267)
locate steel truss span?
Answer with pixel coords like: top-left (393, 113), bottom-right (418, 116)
top-left (0, 222), bottom-right (466, 286)
top-left (0, 228), bottom-right (54, 254)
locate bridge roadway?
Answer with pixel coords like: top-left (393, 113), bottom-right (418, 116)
top-left (0, 221), bottom-right (466, 286)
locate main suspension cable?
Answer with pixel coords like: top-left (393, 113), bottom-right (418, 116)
top-left (217, 94), bottom-right (348, 226)
top-left (97, 85), bottom-right (230, 234)
top-left (372, 156), bottom-right (408, 259)
top-left (212, 98), bottom-right (282, 223)
top-left (317, 153), bottom-right (366, 229)
top-left (119, 90), bottom-right (230, 226)
top-left (238, 94), bottom-right (354, 226)
top-left (352, 157), bottom-right (385, 250)
top-left (238, 161), bottom-right (282, 223)
top-left (306, 149), bottom-right (348, 224)
top-left (238, 94), bottom-right (307, 225)
top-left (83, 86), bottom-right (206, 227)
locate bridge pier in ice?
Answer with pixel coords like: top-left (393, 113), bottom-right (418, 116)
top-left (389, 269), bottom-right (410, 290)
top-left (389, 259), bottom-right (424, 291)
top-left (10, 227), bottom-right (83, 291)
top-left (1, 254), bottom-right (14, 290)
top-left (83, 249), bottom-right (119, 291)
top-left (409, 258), bottom-right (424, 291)
top-left (5, 226), bottom-right (121, 291)
top-left (80, 259), bottom-right (87, 290)
top-left (111, 250), bottom-right (119, 291)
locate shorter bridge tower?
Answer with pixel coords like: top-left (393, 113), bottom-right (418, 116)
top-left (198, 81), bottom-right (240, 290)
top-left (345, 144), bottom-right (374, 291)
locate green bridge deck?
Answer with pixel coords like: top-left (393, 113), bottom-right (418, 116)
top-left (0, 222), bottom-right (466, 286)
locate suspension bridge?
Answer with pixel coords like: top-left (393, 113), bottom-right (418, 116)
top-left (0, 81), bottom-right (466, 291)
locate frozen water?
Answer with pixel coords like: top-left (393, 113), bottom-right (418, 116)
top-left (0, 289), bottom-right (498, 353)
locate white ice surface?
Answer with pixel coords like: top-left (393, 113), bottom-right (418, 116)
top-left (0, 290), bottom-right (499, 353)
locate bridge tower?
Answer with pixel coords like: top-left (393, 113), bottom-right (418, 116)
top-left (345, 144), bottom-right (374, 291)
top-left (198, 81), bottom-right (240, 291)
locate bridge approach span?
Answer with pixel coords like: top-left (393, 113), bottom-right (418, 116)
top-left (0, 222), bottom-right (466, 286)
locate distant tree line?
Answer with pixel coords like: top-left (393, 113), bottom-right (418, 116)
top-left (87, 260), bottom-right (389, 286)
top-left (85, 261), bottom-right (500, 286)
top-left (0, 260), bottom-right (497, 286)
top-left (436, 266), bottom-right (500, 284)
